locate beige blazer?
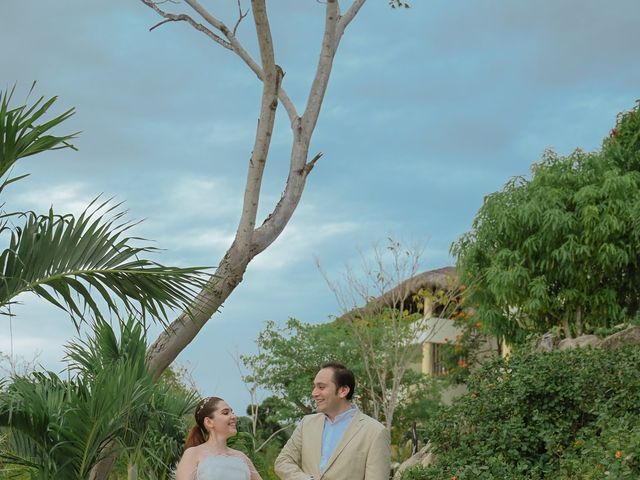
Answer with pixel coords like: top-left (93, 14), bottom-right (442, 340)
top-left (274, 410), bottom-right (390, 480)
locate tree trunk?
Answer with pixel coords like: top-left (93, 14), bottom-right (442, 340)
top-left (411, 421), bottom-right (418, 455)
top-left (147, 243), bottom-right (253, 378)
top-left (89, 446), bottom-right (118, 480)
top-left (128, 462), bottom-right (138, 480)
top-left (575, 306), bottom-right (583, 336)
top-left (562, 316), bottom-right (573, 339)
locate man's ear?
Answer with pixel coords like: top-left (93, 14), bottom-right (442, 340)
top-left (338, 385), bottom-right (350, 399)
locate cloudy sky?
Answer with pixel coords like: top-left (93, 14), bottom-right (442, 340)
top-left (1, 0), bottom-right (639, 411)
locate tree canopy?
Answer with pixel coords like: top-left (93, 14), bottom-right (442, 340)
top-left (452, 102), bottom-right (640, 343)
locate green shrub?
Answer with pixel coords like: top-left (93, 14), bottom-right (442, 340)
top-left (402, 345), bottom-right (640, 479)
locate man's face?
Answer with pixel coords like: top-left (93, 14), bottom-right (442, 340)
top-left (312, 367), bottom-right (349, 417)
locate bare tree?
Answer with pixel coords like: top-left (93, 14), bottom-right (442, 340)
top-left (90, 2), bottom-right (395, 478)
top-left (234, 351), bottom-right (293, 454)
top-left (321, 239), bottom-right (459, 430)
top-left (138, 0), bottom-right (373, 377)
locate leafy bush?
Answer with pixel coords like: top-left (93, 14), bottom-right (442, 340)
top-left (402, 345), bottom-right (640, 479)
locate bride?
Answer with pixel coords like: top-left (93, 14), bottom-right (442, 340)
top-left (175, 396), bottom-right (262, 480)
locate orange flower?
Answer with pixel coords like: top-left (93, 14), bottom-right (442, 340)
top-left (488, 383), bottom-right (495, 389)
top-left (615, 450), bottom-right (622, 459)
top-left (451, 476), bottom-right (457, 480)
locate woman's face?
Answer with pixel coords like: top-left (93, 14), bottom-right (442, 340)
top-left (204, 400), bottom-right (237, 438)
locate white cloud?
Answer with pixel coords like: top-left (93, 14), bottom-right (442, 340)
top-left (167, 176), bottom-right (242, 220)
top-left (0, 295), bottom-right (77, 377)
top-left (13, 182), bottom-right (95, 216)
top-left (251, 218), bottom-right (361, 271)
top-left (171, 227), bottom-right (236, 252)
top-left (0, 334), bottom-right (49, 352)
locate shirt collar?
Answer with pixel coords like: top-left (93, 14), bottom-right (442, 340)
top-left (324, 403), bottom-right (358, 424)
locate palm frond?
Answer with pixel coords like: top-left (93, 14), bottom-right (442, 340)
top-left (62, 362), bottom-right (155, 478)
top-left (0, 365), bottom-right (155, 478)
top-left (0, 83), bottom-right (78, 181)
top-left (0, 319), bottom-right (200, 478)
top-left (64, 317), bottom-right (148, 377)
top-left (0, 200), bottom-right (210, 327)
top-left (132, 372), bottom-right (199, 478)
top-left (0, 372), bottom-right (71, 478)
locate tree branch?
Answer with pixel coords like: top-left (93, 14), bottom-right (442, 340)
top-left (303, 152), bottom-right (323, 174)
top-left (301, 0), bottom-right (340, 137)
top-left (233, 0), bottom-right (249, 36)
top-left (141, 0), bottom-right (230, 47)
top-left (336, 0), bottom-right (367, 43)
top-left (256, 423), bottom-right (294, 452)
top-left (251, 0), bottom-right (346, 254)
top-left (183, 0), bottom-right (298, 123)
top-left (138, 0), bottom-right (298, 123)
top-left (233, 0), bottom-right (279, 254)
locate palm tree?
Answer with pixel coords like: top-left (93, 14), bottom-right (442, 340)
top-left (65, 317), bottom-right (200, 480)
top-left (0, 317), bottom-right (199, 479)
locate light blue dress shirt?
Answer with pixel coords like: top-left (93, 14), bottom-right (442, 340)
top-left (319, 404), bottom-right (358, 473)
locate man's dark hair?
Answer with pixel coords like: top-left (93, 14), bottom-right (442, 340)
top-left (322, 362), bottom-right (356, 400)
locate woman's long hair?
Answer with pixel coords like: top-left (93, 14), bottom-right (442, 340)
top-left (184, 396), bottom-right (223, 448)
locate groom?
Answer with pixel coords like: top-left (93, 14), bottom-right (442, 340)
top-left (275, 362), bottom-right (390, 480)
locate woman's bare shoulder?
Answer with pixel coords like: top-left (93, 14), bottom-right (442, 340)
top-left (181, 445), bottom-right (207, 461)
top-left (228, 448), bottom-right (249, 458)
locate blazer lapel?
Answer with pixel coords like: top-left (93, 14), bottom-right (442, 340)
top-left (308, 414), bottom-right (325, 479)
top-left (320, 411), bottom-right (365, 477)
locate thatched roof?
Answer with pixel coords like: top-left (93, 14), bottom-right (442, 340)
top-left (372, 266), bottom-right (457, 308)
top-left (336, 266), bottom-right (458, 321)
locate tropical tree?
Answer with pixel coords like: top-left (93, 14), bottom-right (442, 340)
top-left (80, 3), bottom-right (411, 474)
top-left (0, 85), bottom-right (209, 327)
top-left (66, 318), bottom-right (200, 480)
top-left (452, 102), bottom-right (640, 343)
top-left (0, 317), bottom-right (199, 480)
top-left (126, 369), bottom-right (199, 480)
top-left (0, 323), bottom-right (153, 479)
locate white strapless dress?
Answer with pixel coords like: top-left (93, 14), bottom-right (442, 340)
top-left (195, 454), bottom-right (251, 480)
